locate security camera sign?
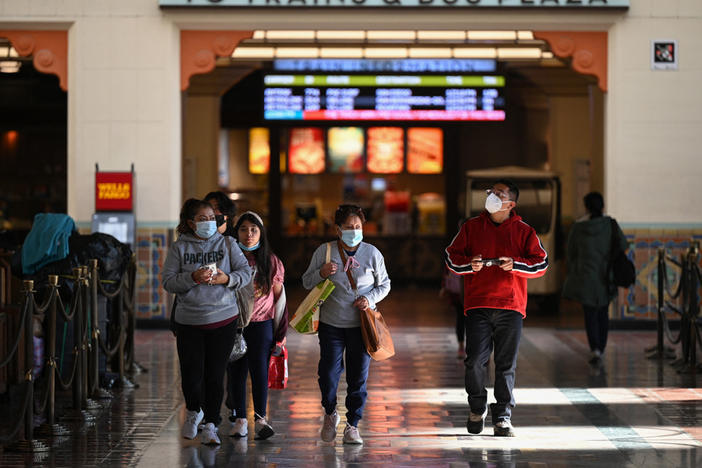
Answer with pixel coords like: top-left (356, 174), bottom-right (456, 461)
top-left (651, 40), bottom-right (677, 70)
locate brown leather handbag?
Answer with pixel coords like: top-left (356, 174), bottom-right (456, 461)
top-left (338, 242), bottom-right (395, 361)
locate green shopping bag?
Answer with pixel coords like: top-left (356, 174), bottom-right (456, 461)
top-left (290, 243), bottom-right (334, 334)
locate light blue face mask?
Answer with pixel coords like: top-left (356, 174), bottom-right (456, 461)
top-left (238, 241), bottom-right (260, 251)
top-left (195, 220), bottom-right (217, 239)
top-left (341, 229), bottom-right (363, 248)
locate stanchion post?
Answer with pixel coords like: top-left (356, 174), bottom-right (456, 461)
top-left (657, 248), bottom-right (665, 356)
top-left (72, 267), bottom-right (83, 410)
top-left (22, 280), bottom-right (35, 442)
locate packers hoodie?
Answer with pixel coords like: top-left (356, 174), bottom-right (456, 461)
top-left (162, 232), bottom-right (253, 326)
top-left (445, 211), bottom-right (548, 317)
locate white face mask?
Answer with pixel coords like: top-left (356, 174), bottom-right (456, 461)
top-left (485, 193), bottom-right (508, 214)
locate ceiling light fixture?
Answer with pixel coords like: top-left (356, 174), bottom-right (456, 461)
top-left (319, 47), bottom-right (364, 58)
top-left (497, 47), bottom-right (543, 59)
top-left (366, 30), bottom-right (416, 41)
top-left (417, 31), bottom-right (466, 41)
top-left (316, 30), bottom-right (366, 41)
top-left (467, 31), bottom-right (518, 41)
top-left (452, 48), bottom-right (497, 59)
top-left (231, 47), bottom-right (275, 58)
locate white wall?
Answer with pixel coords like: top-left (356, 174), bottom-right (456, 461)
top-left (2, 0), bottom-right (701, 226)
top-left (607, 0), bottom-right (702, 225)
top-left (0, 0), bottom-right (182, 226)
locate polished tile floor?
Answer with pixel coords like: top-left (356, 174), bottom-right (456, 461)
top-left (1, 286), bottom-right (701, 467)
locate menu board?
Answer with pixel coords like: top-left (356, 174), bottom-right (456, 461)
top-left (264, 74), bottom-right (506, 121)
top-left (248, 127), bottom-right (270, 174)
top-left (288, 127), bottom-right (325, 174)
top-left (407, 128), bottom-right (443, 174)
top-left (328, 127), bottom-right (364, 173)
top-left (367, 127), bottom-right (404, 174)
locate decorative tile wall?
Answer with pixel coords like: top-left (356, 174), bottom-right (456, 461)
top-left (613, 229), bottom-right (702, 321)
top-left (135, 227), bottom-right (173, 320)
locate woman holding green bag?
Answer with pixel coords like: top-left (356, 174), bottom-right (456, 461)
top-left (302, 204), bottom-right (391, 445)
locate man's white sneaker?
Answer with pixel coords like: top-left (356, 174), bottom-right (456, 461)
top-left (229, 418), bottom-right (248, 437)
top-left (182, 409), bottom-right (204, 440)
top-left (320, 410), bottom-right (340, 442)
top-left (254, 416), bottom-right (275, 440)
top-left (200, 422), bottom-right (221, 445)
top-left (342, 424), bottom-right (363, 445)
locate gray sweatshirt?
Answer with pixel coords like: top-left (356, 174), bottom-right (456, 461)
top-left (302, 241), bottom-right (391, 328)
top-left (162, 232), bottom-right (253, 326)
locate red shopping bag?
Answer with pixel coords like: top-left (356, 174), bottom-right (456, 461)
top-left (268, 345), bottom-right (288, 389)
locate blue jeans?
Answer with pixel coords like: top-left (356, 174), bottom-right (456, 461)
top-left (464, 308), bottom-right (523, 424)
top-left (318, 322), bottom-right (371, 427)
top-left (226, 319), bottom-right (274, 419)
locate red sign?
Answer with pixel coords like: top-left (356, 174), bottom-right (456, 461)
top-left (95, 172), bottom-right (133, 211)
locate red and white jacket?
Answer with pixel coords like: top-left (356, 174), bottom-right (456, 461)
top-left (445, 211), bottom-right (548, 317)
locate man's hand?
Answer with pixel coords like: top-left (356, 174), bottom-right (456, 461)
top-left (499, 257), bottom-right (514, 271)
top-left (320, 262), bottom-right (338, 279)
top-left (471, 255), bottom-right (483, 272)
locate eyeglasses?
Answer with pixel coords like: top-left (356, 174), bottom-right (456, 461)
top-left (486, 189), bottom-right (514, 201)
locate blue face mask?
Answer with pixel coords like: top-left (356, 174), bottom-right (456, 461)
top-left (341, 229), bottom-right (363, 248)
top-left (194, 220), bottom-right (217, 239)
top-left (238, 241), bottom-right (260, 251)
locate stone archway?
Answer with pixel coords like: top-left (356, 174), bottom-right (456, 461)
top-left (0, 30), bottom-right (68, 91)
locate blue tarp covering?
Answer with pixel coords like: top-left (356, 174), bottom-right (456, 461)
top-left (21, 213), bottom-right (76, 275)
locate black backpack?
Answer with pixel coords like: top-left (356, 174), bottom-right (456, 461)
top-left (609, 218), bottom-right (636, 289)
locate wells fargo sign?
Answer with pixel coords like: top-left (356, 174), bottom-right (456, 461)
top-left (95, 172), bottom-right (133, 211)
top-left (160, 0), bottom-right (629, 8)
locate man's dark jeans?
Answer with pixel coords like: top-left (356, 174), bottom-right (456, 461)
top-left (464, 308), bottom-right (523, 424)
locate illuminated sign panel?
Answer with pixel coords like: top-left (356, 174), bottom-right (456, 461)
top-left (407, 127), bottom-right (443, 174)
top-left (161, 0), bottom-right (629, 9)
top-left (328, 127), bottom-right (365, 173)
top-left (367, 127), bottom-right (404, 174)
top-left (288, 128), bottom-right (325, 174)
top-left (264, 74), bottom-right (505, 121)
top-left (95, 172), bottom-right (133, 211)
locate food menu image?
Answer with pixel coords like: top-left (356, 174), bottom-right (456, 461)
top-left (407, 128), bottom-right (443, 174)
top-left (327, 127), bottom-right (364, 173)
top-left (249, 127), bottom-right (270, 174)
top-left (367, 127), bottom-right (404, 174)
top-left (288, 127), bottom-right (325, 174)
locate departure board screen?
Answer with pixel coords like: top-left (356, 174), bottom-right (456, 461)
top-left (263, 74), bottom-right (506, 121)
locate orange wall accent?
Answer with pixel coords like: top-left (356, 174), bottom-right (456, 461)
top-left (0, 30), bottom-right (68, 91)
top-left (533, 31), bottom-right (608, 92)
top-left (181, 30), bottom-right (253, 91)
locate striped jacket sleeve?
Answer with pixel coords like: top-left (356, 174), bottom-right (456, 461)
top-left (445, 224), bottom-right (475, 275)
top-left (511, 227), bottom-right (548, 278)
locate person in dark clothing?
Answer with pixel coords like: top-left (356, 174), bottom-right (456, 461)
top-left (445, 179), bottom-right (548, 438)
top-left (562, 192), bottom-right (628, 365)
top-left (204, 191), bottom-right (237, 237)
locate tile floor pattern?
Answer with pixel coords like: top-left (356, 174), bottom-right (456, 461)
top-left (1, 287), bottom-right (702, 467)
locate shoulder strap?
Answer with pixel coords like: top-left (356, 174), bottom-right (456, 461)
top-left (609, 217), bottom-right (619, 259)
top-left (325, 242), bottom-right (331, 263)
top-left (336, 241), bottom-right (358, 291)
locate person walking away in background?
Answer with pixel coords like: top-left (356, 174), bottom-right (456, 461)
top-left (562, 192), bottom-right (628, 365)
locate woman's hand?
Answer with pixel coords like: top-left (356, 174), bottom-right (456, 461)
top-left (191, 268), bottom-right (213, 284)
top-left (209, 268), bottom-right (230, 285)
top-left (320, 262), bottom-right (338, 279)
top-left (353, 296), bottom-right (369, 311)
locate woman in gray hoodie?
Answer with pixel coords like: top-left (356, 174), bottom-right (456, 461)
top-left (163, 198), bottom-right (252, 446)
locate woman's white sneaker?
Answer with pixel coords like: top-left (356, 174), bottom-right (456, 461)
top-left (200, 422), bottom-right (221, 445)
top-left (229, 418), bottom-right (248, 437)
top-left (182, 409), bottom-right (204, 440)
top-left (321, 410), bottom-right (340, 442)
top-left (254, 416), bottom-right (275, 440)
top-left (342, 424), bottom-right (363, 445)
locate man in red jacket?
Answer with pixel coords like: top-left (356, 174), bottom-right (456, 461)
top-left (445, 179), bottom-right (548, 437)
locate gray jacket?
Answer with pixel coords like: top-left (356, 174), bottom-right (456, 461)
top-left (302, 241), bottom-right (391, 328)
top-left (162, 232), bottom-right (252, 326)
